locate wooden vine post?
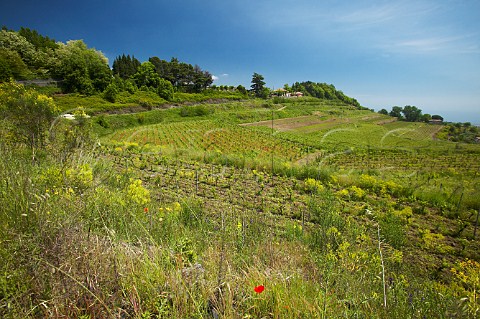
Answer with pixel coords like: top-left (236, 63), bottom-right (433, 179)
top-left (474, 208), bottom-right (479, 239)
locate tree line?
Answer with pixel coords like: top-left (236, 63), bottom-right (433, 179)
top-left (290, 81), bottom-right (360, 107)
top-left (1, 26), bottom-right (361, 106)
top-left (0, 27), bottom-right (213, 100)
top-left (112, 55), bottom-right (213, 94)
top-left (249, 73), bottom-right (360, 107)
top-left (1, 27), bottom-right (113, 94)
top-left (378, 105), bottom-right (443, 123)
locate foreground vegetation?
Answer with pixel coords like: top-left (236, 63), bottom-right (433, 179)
top-left (1, 81), bottom-right (479, 318)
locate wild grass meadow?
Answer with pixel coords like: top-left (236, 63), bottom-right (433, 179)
top-left (1, 86), bottom-right (479, 318)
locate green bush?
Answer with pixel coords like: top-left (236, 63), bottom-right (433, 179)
top-left (179, 105), bottom-right (212, 117)
top-left (103, 82), bottom-right (119, 102)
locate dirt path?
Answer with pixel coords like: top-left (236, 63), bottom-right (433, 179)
top-left (294, 151), bottom-right (324, 166)
top-left (430, 124), bottom-right (444, 139)
top-left (241, 115), bottom-right (339, 132)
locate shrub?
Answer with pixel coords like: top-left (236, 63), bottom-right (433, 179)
top-left (96, 115), bottom-right (110, 128)
top-left (157, 78), bottom-right (174, 101)
top-left (0, 81), bottom-right (58, 149)
top-left (179, 105), bottom-right (212, 117)
top-left (125, 178), bottom-right (150, 207)
top-left (451, 259), bottom-right (480, 317)
top-left (65, 164), bottom-right (94, 191)
top-left (349, 185), bottom-right (366, 200)
top-left (304, 178), bottom-right (324, 194)
top-left (103, 82), bottom-right (119, 102)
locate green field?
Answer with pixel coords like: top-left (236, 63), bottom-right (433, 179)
top-left (2, 96), bottom-right (480, 318)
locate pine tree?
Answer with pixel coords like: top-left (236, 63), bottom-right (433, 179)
top-left (112, 54), bottom-right (140, 79)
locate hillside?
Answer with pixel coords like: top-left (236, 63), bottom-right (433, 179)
top-left (1, 26), bottom-right (479, 318)
top-left (1, 84), bottom-right (479, 318)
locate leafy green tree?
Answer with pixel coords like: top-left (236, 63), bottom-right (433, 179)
top-left (236, 85), bottom-right (247, 95)
top-left (431, 114), bottom-right (444, 122)
top-left (52, 40), bottom-right (111, 94)
top-left (157, 78), bottom-right (174, 101)
top-left (402, 105), bottom-right (422, 122)
top-left (167, 57), bottom-right (181, 86)
top-left (422, 113), bottom-right (432, 123)
top-left (124, 79), bottom-right (138, 94)
top-left (87, 51), bottom-right (112, 92)
top-left (0, 30), bottom-right (37, 67)
top-left (132, 61), bottom-right (161, 88)
top-left (378, 109), bottom-right (389, 115)
top-left (0, 29), bottom-right (56, 78)
top-left (389, 106), bottom-right (404, 120)
top-left (251, 72), bottom-right (267, 98)
top-left (0, 48), bottom-right (31, 80)
top-left (152, 56), bottom-right (186, 89)
top-left (323, 83), bottom-right (336, 99)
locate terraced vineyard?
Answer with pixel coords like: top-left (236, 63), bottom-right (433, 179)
top-left (104, 100), bottom-right (480, 205)
top-left (4, 97), bottom-right (479, 318)
top-left (108, 119), bottom-right (308, 162)
top-left (97, 106), bottom-right (480, 316)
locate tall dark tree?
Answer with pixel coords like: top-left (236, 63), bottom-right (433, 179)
top-left (149, 56), bottom-right (172, 82)
top-left (18, 27), bottom-right (58, 51)
top-left (192, 65), bottom-right (213, 92)
top-left (250, 72), bottom-right (266, 98)
top-left (112, 54), bottom-right (141, 79)
top-left (168, 57), bottom-right (181, 87)
top-left (149, 56), bottom-right (213, 92)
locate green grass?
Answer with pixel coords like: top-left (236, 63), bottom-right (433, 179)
top-left (1, 95), bottom-right (480, 318)
top-left (53, 89), bottom-right (247, 115)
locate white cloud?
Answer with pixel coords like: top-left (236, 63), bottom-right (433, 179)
top-left (212, 74), bottom-right (229, 82)
top-left (381, 33), bottom-right (480, 55)
top-left (395, 37), bottom-right (454, 53)
top-left (334, 3), bottom-right (402, 28)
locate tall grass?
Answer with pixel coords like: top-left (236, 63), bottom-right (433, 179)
top-left (1, 136), bottom-right (476, 318)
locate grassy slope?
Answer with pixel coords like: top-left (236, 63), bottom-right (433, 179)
top-left (2, 95), bottom-right (479, 318)
top-left (100, 98), bottom-right (479, 314)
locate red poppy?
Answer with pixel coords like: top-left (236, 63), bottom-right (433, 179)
top-left (144, 207), bottom-right (149, 213)
top-left (254, 285), bottom-right (265, 293)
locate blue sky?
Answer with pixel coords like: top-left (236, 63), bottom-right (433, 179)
top-left (1, 0), bottom-right (479, 122)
